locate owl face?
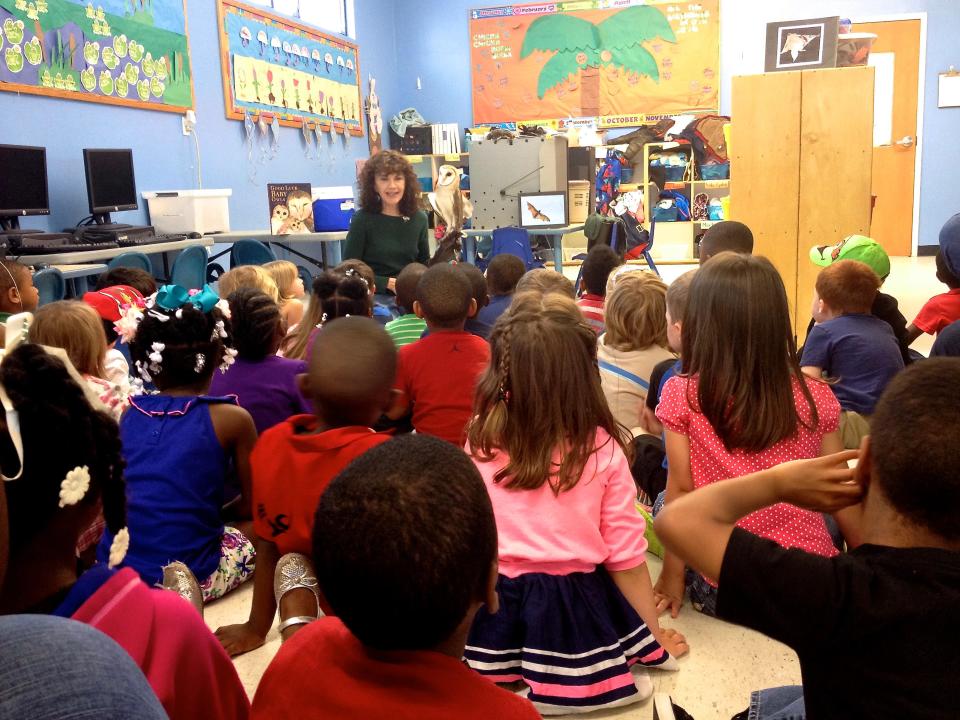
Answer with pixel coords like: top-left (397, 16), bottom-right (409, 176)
top-left (273, 205), bottom-right (289, 221)
top-left (287, 192), bottom-right (313, 221)
top-left (435, 165), bottom-right (459, 188)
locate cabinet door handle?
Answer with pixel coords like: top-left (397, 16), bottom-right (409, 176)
top-left (895, 135), bottom-right (915, 148)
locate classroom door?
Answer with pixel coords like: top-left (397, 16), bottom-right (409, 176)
top-left (853, 19), bottom-right (921, 256)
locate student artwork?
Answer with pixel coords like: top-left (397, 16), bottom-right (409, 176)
top-left (469, 0), bottom-right (718, 126)
top-left (365, 75), bottom-right (382, 155)
top-left (267, 182), bottom-right (314, 235)
top-left (0, 0), bottom-right (194, 112)
top-left (216, 0), bottom-right (363, 136)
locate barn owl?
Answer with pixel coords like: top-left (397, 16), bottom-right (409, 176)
top-left (428, 164), bottom-right (473, 231)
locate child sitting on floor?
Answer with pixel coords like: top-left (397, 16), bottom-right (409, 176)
top-left (801, 260), bottom-right (903, 449)
top-left (697, 220), bottom-right (754, 264)
top-left (387, 264), bottom-right (489, 445)
top-left (281, 271), bottom-right (371, 360)
top-left (656, 358), bottom-right (960, 720)
top-left (384, 262), bottom-right (428, 347)
top-left (336, 259), bottom-right (392, 324)
top-left (460, 263), bottom-right (493, 339)
top-left (598, 271), bottom-right (674, 433)
top-left (218, 265), bottom-right (281, 305)
top-left (0, 260), bottom-right (39, 346)
top-left (0, 343), bottom-right (249, 720)
top-left (464, 291), bottom-right (685, 715)
top-left (477, 254), bottom-right (525, 331)
top-left (209, 288), bottom-right (309, 434)
top-left (906, 214), bottom-right (960, 344)
top-left (515, 268), bottom-right (575, 298)
top-left (655, 254), bottom-right (852, 619)
top-left (807, 235), bottom-right (911, 365)
top-left (264, 260), bottom-right (306, 330)
top-left (83, 284), bottom-right (146, 388)
top-left (95, 266), bottom-right (158, 298)
top-left (29, 301), bottom-right (130, 421)
top-left (97, 286), bottom-right (258, 603)
top-left (251, 434), bottom-right (541, 720)
top-left (216, 316), bottom-right (395, 657)
top-left (577, 244), bottom-right (622, 333)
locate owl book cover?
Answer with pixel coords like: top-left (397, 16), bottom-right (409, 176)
top-left (268, 182), bottom-right (315, 234)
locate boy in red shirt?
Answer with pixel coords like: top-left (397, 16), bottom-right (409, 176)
top-left (252, 434), bottom-right (541, 720)
top-left (906, 214), bottom-right (960, 344)
top-left (389, 263), bottom-right (490, 445)
top-left (215, 317), bottom-right (396, 656)
top-left (576, 243), bottom-right (621, 334)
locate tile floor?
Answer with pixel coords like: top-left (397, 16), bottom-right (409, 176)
top-left (204, 255), bottom-right (940, 717)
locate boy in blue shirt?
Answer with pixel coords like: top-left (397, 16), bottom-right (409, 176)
top-left (801, 259), bottom-right (903, 448)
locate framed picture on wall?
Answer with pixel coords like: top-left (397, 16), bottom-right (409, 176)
top-left (764, 17), bottom-right (839, 72)
top-left (0, 0), bottom-right (194, 113)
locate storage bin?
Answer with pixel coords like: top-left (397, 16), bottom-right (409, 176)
top-left (652, 206), bottom-right (679, 222)
top-left (418, 176), bottom-right (433, 192)
top-left (568, 180), bottom-right (591, 224)
top-left (142, 189), bottom-right (232, 235)
top-left (312, 186), bottom-right (356, 231)
top-left (699, 162), bottom-right (730, 180)
top-left (388, 125), bottom-right (432, 155)
top-left (662, 165), bottom-right (687, 182)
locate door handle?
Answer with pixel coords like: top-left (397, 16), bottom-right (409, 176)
top-left (895, 135), bottom-right (915, 148)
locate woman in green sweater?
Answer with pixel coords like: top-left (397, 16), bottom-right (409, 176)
top-left (344, 150), bottom-right (430, 314)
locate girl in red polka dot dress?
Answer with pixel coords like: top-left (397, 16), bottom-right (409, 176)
top-left (653, 254), bottom-right (859, 617)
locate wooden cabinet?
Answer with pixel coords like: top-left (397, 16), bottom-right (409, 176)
top-left (731, 66), bottom-right (874, 340)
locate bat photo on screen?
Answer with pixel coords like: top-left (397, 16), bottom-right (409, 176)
top-left (526, 201), bottom-right (551, 222)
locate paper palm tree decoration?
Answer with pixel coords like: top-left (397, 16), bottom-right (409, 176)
top-left (520, 6), bottom-right (677, 117)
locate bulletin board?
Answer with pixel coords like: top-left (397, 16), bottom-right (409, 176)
top-left (216, 0), bottom-right (363, 136)
top-left (0, 0), bottom-right (193, 112)
top-left (469, 0), bottom-right (719, 127)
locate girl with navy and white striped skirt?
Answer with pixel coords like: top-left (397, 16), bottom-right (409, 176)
top-left (464, 291), bottom-right (687, 716)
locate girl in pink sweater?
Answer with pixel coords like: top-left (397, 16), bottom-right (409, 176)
top-left (463, 292), bottom-right (686, 716)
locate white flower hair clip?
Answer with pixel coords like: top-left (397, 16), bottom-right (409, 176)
top-left (194, 353), bottom-right (206, 374)
top-left (134, 360), bottom-right (152, 384)
top-left (343, 267), bottom-right (369, 288)
top-left (215, 298), bottom-right (232, 320)
top-left (148, 342), bottom-right (165, 376)
top-left (108, 527), bottom-right (130, 568)
top-left (59, 466), bottom-right (91, 508)
top-left (210, 319), bottom-right (228, 342)
top-left (219, 347), bottom-right (238, 374)
top-left (113, 305), bottom-right (144, 345)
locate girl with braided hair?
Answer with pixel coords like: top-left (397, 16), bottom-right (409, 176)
top-left (96, 287), bottom-right (258, 603)
top-left (463, 292), bottom-right (687, 715)
top-left (209, 288), bottom-right (310, 434)
top-left (281, 270), bottom-right (372, 360)
top-left (0, 343), bottom-right (249, 719)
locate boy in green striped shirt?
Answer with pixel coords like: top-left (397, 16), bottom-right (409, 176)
top-left (385, 263), bottom-right (428, 347)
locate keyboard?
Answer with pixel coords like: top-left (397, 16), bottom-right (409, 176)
top-left (13, 233), bottom-right (118, 255)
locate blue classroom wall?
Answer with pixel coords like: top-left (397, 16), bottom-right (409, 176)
top-left (393, 0), bottom-right (959, 249)
top-left (0, 0), bottom-right (399, 233)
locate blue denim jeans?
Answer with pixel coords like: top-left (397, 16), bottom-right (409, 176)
top-left (0, 615), bottom-right (167, 719)
top-left (749, 685), bottom-right (806, 720)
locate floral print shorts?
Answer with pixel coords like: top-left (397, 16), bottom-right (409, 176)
top-left (199, 526), bottom-right (255, 603)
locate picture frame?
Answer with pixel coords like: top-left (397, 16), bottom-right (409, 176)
top-left (518, 191), bottom-right (568, 230)
top-left (764, 17), bottom-right (839, 73)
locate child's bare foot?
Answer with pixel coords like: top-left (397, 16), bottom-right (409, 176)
top-left (216, 622), bottom-right (267, 656)
top-left (656, 627), bottom-right (689, 657)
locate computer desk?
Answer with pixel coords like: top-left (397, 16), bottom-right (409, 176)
top-left (51, 263), bottom-right (108, 297)
top-left (205, 231), bottom-right (347, 270)
top-left (14, 237), bottom-right (215, 279)
top-left (462, 224), bottom-right (585, 272)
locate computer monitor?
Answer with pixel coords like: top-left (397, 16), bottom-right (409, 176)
top-left (83, 148), bottom-right (137, 226)
top-left (0, 144), bottom-right (50, 233)
top-left (518, 191), bottom-right (568, 230)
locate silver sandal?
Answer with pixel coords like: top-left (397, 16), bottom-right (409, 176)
top-left (160, 561), bottom-right (204, 617)
top-left (274, 552), bottom-right (322, 634)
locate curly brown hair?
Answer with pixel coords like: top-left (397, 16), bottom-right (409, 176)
top-left (358, 150), bottom-right (422, 218)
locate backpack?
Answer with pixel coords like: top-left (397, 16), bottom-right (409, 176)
top-left (595, 149), bottom-right (627, 216)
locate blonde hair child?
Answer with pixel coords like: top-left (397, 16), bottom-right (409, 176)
top-left (598, 272), bottom-right (674, 433)
top-left (264, 260), bottom-right (306, 328)
top-left (29, 301), bottom-right (128, 421)
top-left (218, 266), bottom-right (280, 305)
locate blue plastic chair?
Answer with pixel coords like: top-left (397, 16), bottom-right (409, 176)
top-left (478, 227), bottom-right (542, 272)
top-left (230, 239), bottom-right (276, 267)
top-left (33, 267), bottom-right (66, 306)
top-left (170, 246), bottom-right (209, 290)
top-left (107, 252), bottom-right (152, 273)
